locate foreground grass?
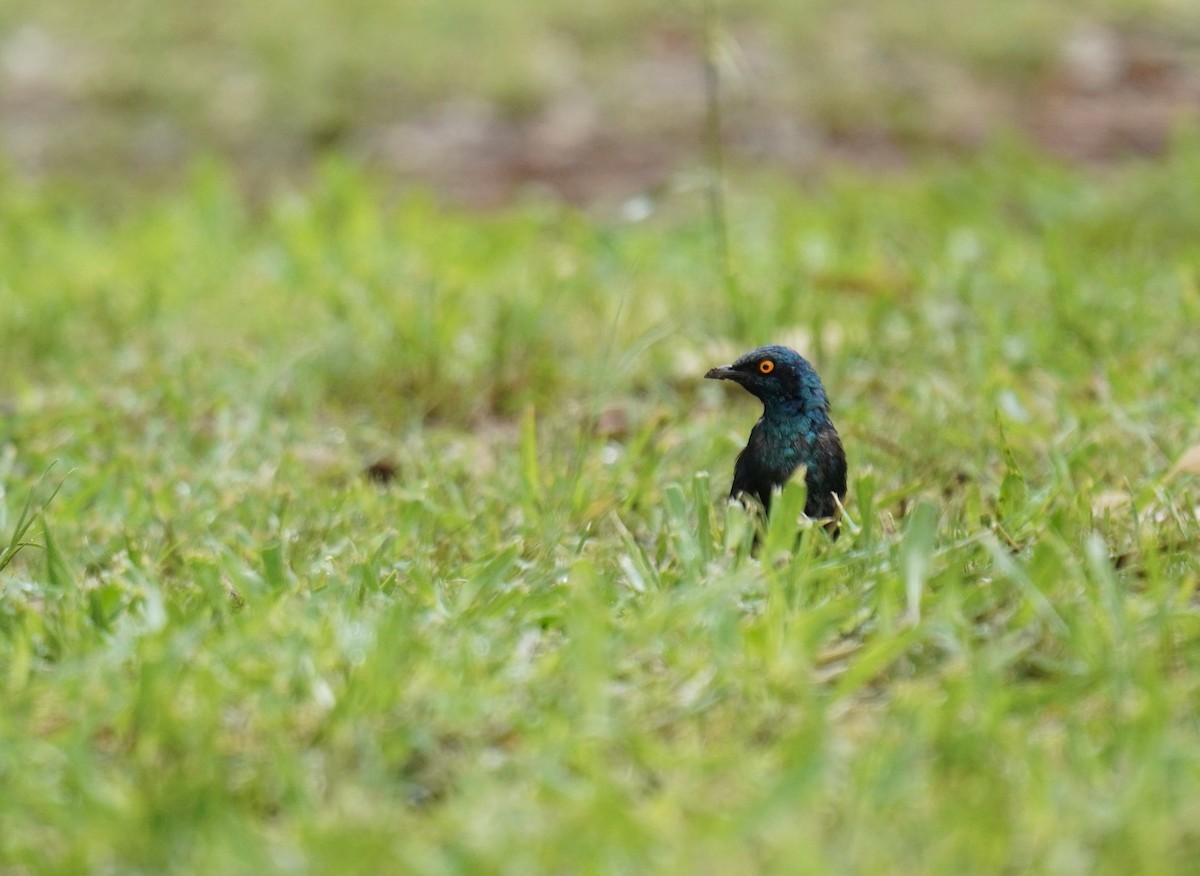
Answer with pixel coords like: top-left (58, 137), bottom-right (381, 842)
top-left (2, 146), bottom-right (1200, 873)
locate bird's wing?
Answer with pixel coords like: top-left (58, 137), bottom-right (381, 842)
top-left (800, 426), bottom-right (847, 519)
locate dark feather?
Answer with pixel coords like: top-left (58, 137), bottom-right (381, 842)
top-left (707, 345), bottom-right (847, 533)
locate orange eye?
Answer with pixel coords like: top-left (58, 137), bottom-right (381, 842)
top-left (759, 360), bottom-right (775, 374)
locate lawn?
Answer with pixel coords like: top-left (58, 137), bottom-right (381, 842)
top-left (6, 0), bottom-right (1199, 195)
top-left (2, 144), bottom-right (1200, 873)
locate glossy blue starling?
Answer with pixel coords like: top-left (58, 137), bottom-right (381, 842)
top-left (706, 345), bottom-right (847, 527)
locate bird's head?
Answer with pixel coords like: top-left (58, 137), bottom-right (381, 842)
top-left (705, 344), bottom-right (830, 414)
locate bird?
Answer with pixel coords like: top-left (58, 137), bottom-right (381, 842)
top-left (706, 345), bottom-right (847, 529)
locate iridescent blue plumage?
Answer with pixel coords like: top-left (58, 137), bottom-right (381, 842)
top-left (706, 345), bottom-right (847, 526)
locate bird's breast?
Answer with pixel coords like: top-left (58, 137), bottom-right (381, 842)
top-left (748, 422), bottom-right (807, 479)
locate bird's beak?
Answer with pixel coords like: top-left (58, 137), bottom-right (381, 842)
top-left (705, 364), bottom-right (737, 381)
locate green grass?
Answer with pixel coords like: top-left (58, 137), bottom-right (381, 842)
top-left (3, 143), bottom-right (1200, 874)
top-left (5, 0), bottom-right (1200, 188)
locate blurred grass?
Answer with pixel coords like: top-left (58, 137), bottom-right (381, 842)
top-left (3, 0), bottom-right (1200, 194)
top-left (2, 141), bottom-right (1200, 872)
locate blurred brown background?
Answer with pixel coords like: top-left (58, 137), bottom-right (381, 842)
top-left (2, 0), bottom-right (1199, 205)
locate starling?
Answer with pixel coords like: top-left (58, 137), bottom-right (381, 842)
top-left (706, 345), bottom-right (847, 527)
